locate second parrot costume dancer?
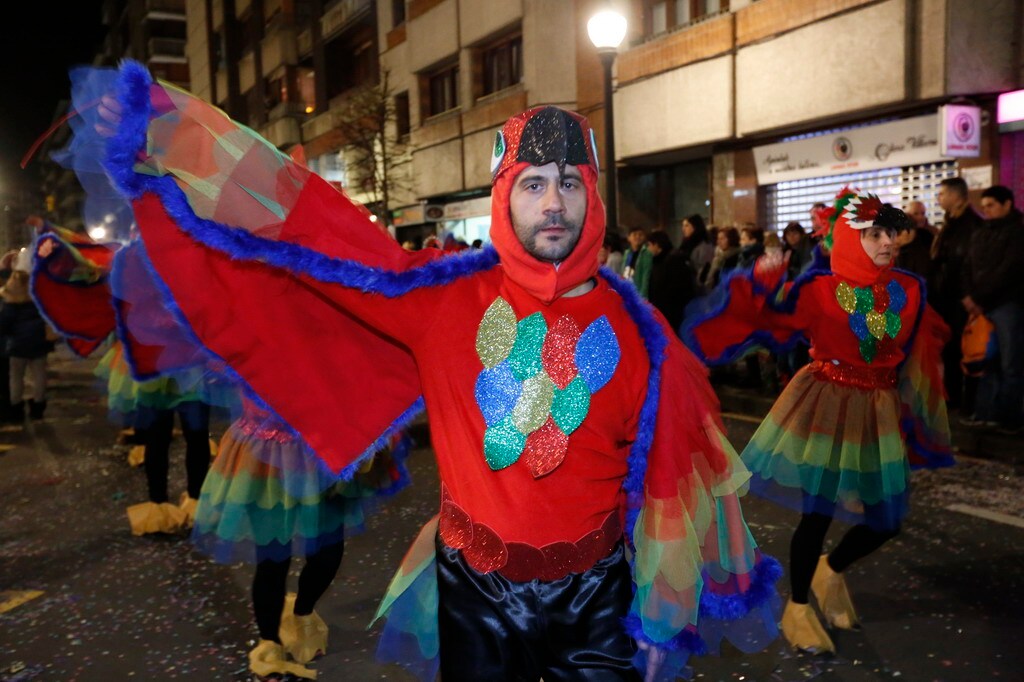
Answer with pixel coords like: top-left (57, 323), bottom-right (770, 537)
top-left (31, 227), bottom-right (229, 534)
top-left (33, 219), bottom-right (413, 680)
top-left (79, 61), bottom-right (782, 681)
top-left (683, 189), bottom-right (954, 653)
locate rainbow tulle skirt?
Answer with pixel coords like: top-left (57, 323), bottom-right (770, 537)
top-left (95, 344), bottom-right (238, 425)
top-left (192, 416), bottom-right (409, 564)
top-left (741, 366), bottom-right (910, 531)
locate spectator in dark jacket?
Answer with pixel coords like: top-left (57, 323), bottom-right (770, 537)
top-left (0, 249), bottom-right (52, 420)
top-left (934, 177), bottom-right (984, 411)
top-left (646, 231), bottom-right (697, 333)
top-left (895, 200), bottom-right (936, 279)
top-left (962, 186), bottom-right (1024, 432)
top-left (737, 226), bottom-right (765, 268)
top-left (782, 222), bottom-right (813, 279)
top-left (679, 215), bottom-right (714, 281)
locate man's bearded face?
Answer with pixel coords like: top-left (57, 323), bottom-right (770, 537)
top-left (509, 163), bottom-right (587, 263)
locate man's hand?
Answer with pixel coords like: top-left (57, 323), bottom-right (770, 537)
top-left (36, 238), bottom-right (55, 259)
top-left (95, 95), bottom-right (123, 137)
top-left (962, 295), bottom-right (983, 318)
top-left (636, 639), bottom-right (666, 682)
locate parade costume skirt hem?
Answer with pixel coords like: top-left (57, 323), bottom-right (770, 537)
top-left (741, 367), bottom-right (910, 531)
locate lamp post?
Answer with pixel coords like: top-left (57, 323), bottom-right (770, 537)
top-left (587, 9), bottom-right (627, 235)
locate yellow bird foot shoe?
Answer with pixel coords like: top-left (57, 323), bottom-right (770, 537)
top-left (781, 600), bottom-right (836, 655)
top-left (811, 554), bottom-right (861, 630)
top-left (125, 501), bottom-right (187, 536)
top-left (178, 493), bottom-right (199, 529)
top-left (279, 594), bottom-right (328, 664)
top-left (248, 639), bottom-right (316, 680)
top-left (127, 445), bottom-right (145, 467)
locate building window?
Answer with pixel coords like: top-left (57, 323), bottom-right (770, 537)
top-left (481, 34), bottom-right (522, 97)
top-left (395, 91), bottom-right (411, 139)
top-left (242, 87), bottom-right (263, 128)
top-left (392, 0), bottom-right (406, 27)
top-left (265, 75), bottom-right (286, 111)
top-left (644, 0), bottom-right (728, 36)
top-left (298, 67), bottom-right (317, 114)
top-left (324, 27), bottom-right (379, 101)
top-left (427, 64), bottom-right (459, 117)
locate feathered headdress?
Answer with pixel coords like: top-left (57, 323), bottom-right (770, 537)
top-left (815, 187), bottom-right (913, 250)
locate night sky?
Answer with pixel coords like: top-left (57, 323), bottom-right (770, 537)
top-left (0, 2), bottom-right (106, 197)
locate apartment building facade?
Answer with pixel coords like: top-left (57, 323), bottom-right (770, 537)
top-left (608, 0), bottom-right (1024, 241)
top-left (182, 0), bottom-right (1024, 245)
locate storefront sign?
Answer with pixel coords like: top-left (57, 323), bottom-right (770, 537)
top-left (997, 89), bottom-right (1024, 132)
top-left (753, 115), bottom-right (950, 184)
top-left (939, 105), bottom-right (981, 157)
top-left (960, 165), bottom-right (993, 191)
top-left (391, 204), bottom-right (425, 226)
top-left (443, 196), bottom-right (492, 221)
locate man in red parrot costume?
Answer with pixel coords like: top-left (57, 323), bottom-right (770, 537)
top-left (81, 62), bottom-right (780, 681)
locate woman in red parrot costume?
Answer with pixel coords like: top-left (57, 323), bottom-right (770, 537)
top-left (78, 61), bottom-right (781, 681)
top-left (683, 189), bottom-right (954, 654)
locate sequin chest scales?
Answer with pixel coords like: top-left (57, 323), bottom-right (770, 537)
top-left (834, 278), bottom-right (907, 363)
top-left (473, 297), bottom-right (620, 478)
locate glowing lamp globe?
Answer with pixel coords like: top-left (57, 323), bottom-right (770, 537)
top-left (587, 10), bottom-right (627, 51)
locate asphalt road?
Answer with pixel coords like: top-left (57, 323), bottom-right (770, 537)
top-left (1, 356), bottom-right (1022, 681)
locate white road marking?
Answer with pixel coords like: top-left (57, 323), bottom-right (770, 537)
top-left (946, 504), bottom-right (1024, 529)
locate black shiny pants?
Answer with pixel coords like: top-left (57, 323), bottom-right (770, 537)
top-left (437, 539), bottom-right (641, 682)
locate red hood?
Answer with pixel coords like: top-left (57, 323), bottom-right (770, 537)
top-left (487, 106), bottom-right (604, 303)
top-left (489, 161), bottom-right (604, 303)
top-left (827, 192), bottom-right (892, 284)
top-left (830, 210), bottom-right (891, 286)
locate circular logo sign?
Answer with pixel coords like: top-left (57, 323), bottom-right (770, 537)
top-left (954, 113), bottom-right (975, 142)
top-left (832, 137), bottom-right (853, 161)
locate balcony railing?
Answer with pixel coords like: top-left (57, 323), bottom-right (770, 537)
top-left (321, 0), bottom-right (371, 40)
top-left (145, 0), bottom-right (186, 19)
top-left (147, 37), bottom-right (187, 63)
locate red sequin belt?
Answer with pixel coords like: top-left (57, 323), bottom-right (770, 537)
top-left (438, 485), bottom-right (622, 582)
top-left (809, 360), bottom-right (897, 390)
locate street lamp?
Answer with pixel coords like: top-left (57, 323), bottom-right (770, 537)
top-left (587, 9), bottom-right (627, 235)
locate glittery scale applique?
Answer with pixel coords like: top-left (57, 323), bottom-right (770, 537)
top-left (508, 313), bottom-right (547, 381)
top-left (575, 316), bottom-right (620, 393)
top-left (542, 316), bottom-right (581, 389)
top-left (511, 373), bottom-right (555, 433)
top-left (521, 417), bottom-right (570, 478)
top-left (475, 297), bottom-right (620, 476)
top-left (474, 363), bottom-right (521, 426)
top-left (476, 297), bottom-right (518, 368)
top-left (835, 277), bottom-right (908, 363)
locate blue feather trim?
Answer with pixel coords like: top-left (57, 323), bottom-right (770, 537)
top-left (623, 614), bottom-right (708, 656)
top-left (599, 267), bottom-right (665, 546)
top-left (698, 555), bottom-right (782, 620)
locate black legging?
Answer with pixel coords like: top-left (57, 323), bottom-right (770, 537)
top-left (252, 540), bottom-right (346, 642)
top-left (139, 402), bottom-right (211, 502)
top-left (789, 512), bottom-right (900, 603)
